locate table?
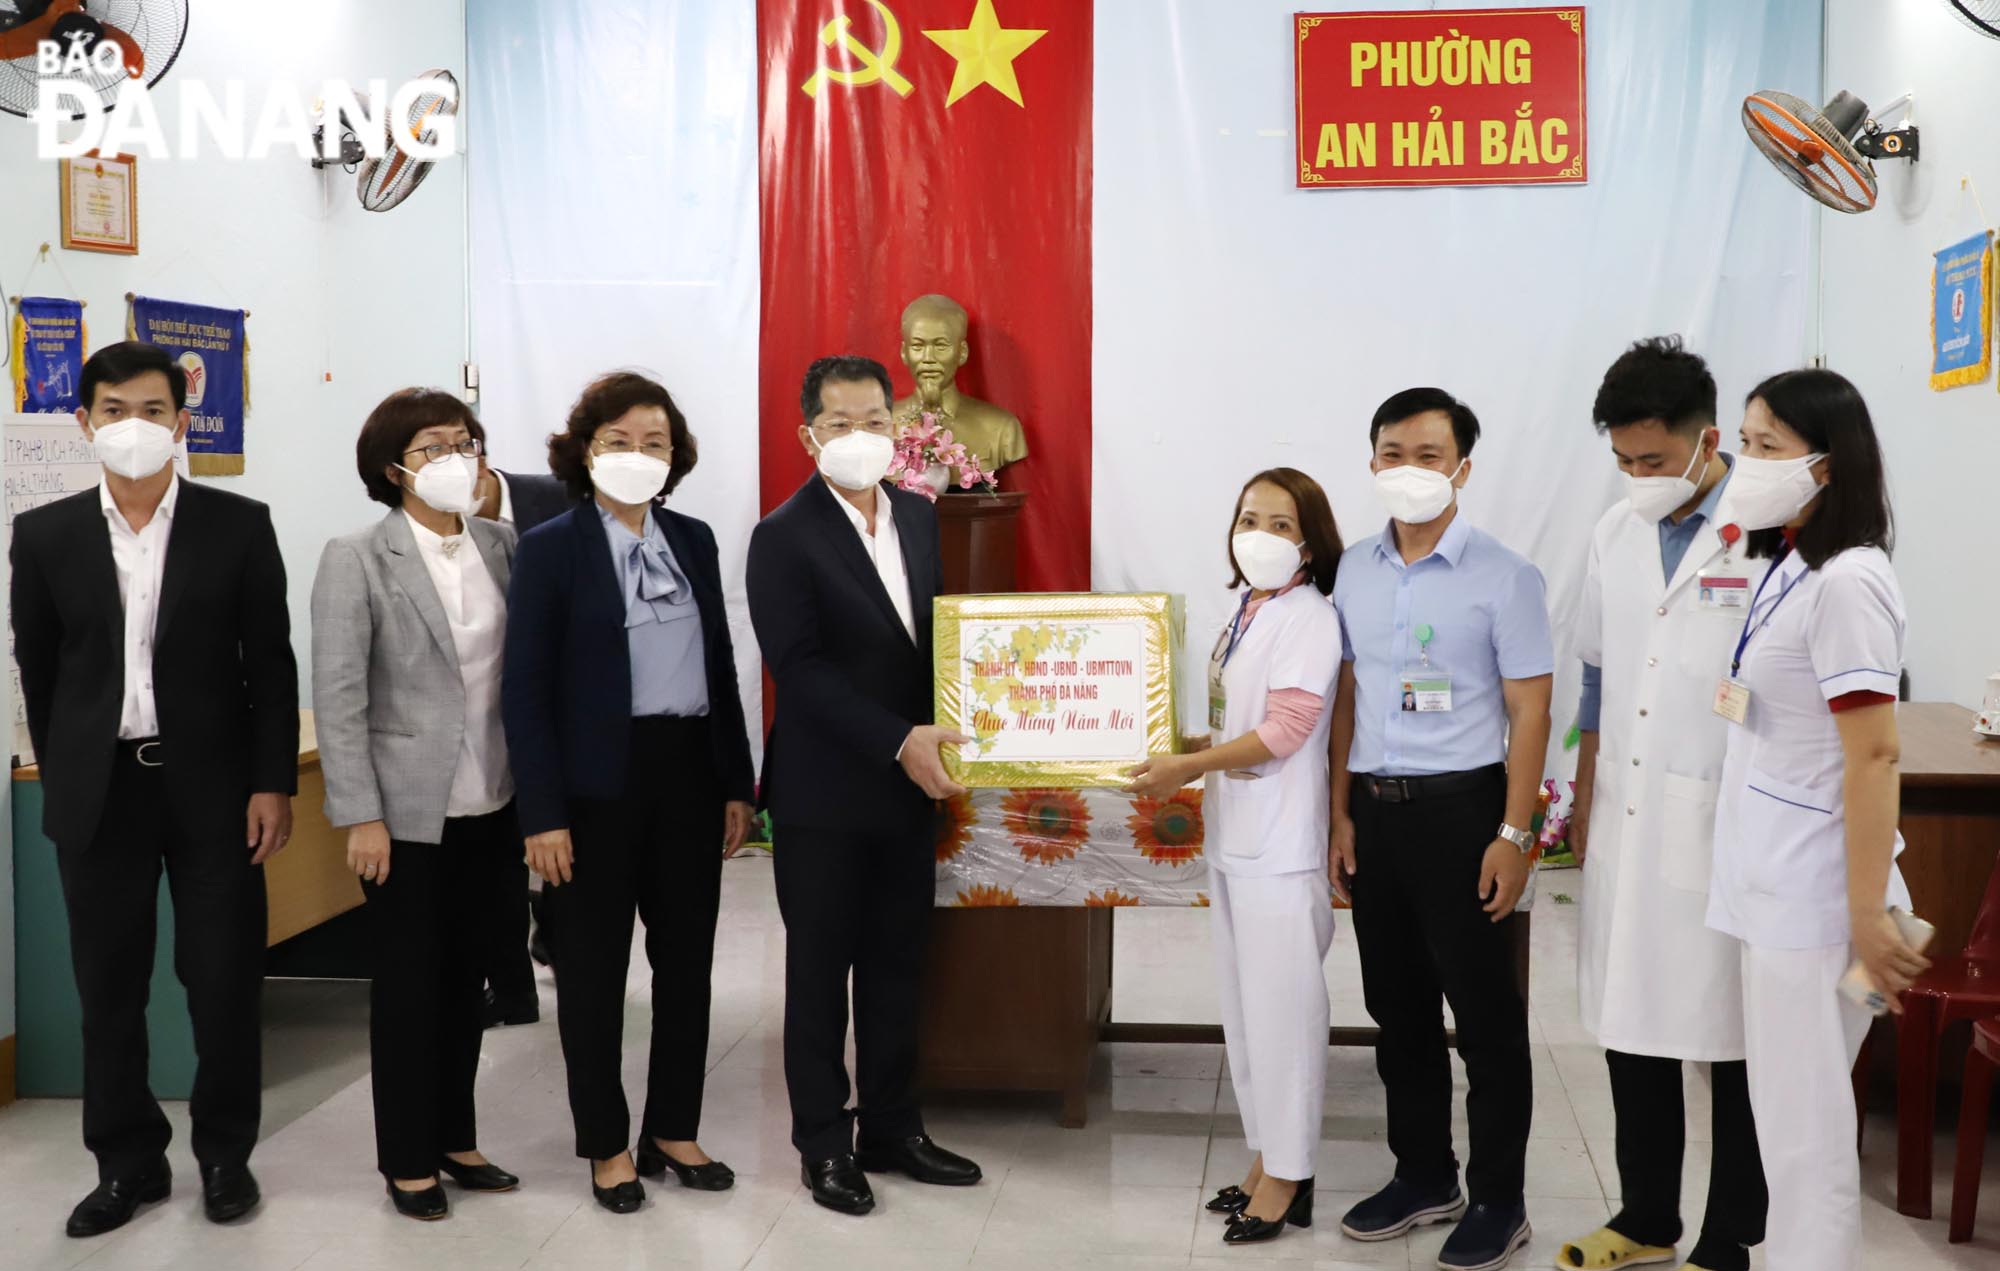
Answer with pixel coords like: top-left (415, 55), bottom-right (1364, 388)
top-left (10, 710), bottom-right (358, 1098)
top-left (1895, 702), bottom-right (2000, 958)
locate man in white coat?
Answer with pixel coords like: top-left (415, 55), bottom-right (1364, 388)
top-left (1562, 338), bottom-right (1769, 1271)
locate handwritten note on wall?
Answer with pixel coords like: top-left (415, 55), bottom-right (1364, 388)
top-left (5, 414), bottom-right (102, 764)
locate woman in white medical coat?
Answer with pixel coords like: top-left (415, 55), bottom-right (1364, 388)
top-left (1706, 369), bottom-right (1931, 1271)
top-left (1128, 468), bottom-right (1345, 1248)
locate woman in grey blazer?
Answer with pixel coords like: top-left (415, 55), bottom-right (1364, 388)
top-left (311, 389), bottom-right (523, 1220)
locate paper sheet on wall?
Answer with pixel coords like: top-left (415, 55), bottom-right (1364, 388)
top-left (4, 414), bottom-right (102, 765)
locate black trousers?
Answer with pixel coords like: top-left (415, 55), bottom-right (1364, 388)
top-left (541, 716), bottom-right (725, 1160)
top-left (772, 815), bottom-right (934, 1161)
top-left (54, 749), bottom-right (266, 1181)
top-left (1606, 1050), bottom-right (1766, 1268)
top-left (480, 841), bottom-right (535, 1005)
top-left (360, 806), bottom-right (516, 1179)
top-left (1349, 767), bottom-right (1532, 1207)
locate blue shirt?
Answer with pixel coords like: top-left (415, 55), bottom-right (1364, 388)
top-left (1576, 458), bottom-right (1734, 731)
top-left (599, 503), bottom-right (709, 718)
top-left (1335, 512), bottom-right (1554, 776)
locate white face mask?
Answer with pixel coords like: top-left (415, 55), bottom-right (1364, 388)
top-left (398, 452), bottom-right (480, 515)
top-left (1373, 459), bottom-right (1465, 525)
top-left (815, 430), bottom-right (896, 491)
top-left (1715, 451), bottom-right (1826, 532)
top-left (589, 452), bottom-right (671, 505)
top-left (92, 418), bottom-right (179, 480)
top-left (1625, 436), bottom-right (1709, 522)
top-left (1231, 530), bottom-right (1303, 592)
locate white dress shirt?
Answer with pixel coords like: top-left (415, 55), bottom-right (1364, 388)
top-left (102, 475), bottom-right (178, 740)
top-left (826, 480), bottom-right (915, 642)
top-left (405, 512), bottom-right (513, 817)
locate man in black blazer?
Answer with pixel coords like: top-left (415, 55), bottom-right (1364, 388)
top-left (747, 355), bottom-right (980, 1216)
top-left (470, 464), bottom-right (576, 1022)
top-left (10, 342), bottom-right (299, 1237)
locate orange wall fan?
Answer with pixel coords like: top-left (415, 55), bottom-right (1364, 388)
top-left (0, 1), bottom-right (188, 120)
top-left (1742, 89), bottom-right (1918, 214)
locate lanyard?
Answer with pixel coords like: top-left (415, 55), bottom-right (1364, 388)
top-left (1730, 544), bottom-right (1803, 676)
top-left (1218, 592), bottom-right (1254, 669)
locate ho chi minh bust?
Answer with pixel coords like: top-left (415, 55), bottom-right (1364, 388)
top-left (892, 293), bottom-right (1028, 479)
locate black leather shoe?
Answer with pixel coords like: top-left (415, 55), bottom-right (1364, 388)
top-left (481, 987), bottom-right (540, 1028)
top-left (854, 1134), bottom-right (982, 1186)
top-left (591, 1169), bottom-right (644, 1215)
top-left (65, 1163), bottom-right (171, 1238)
top-left (1206, 1184), bottom-right (1250, 1216)
top-left (1222, 1177), bottom-right (1313, 1245)
top-left (635, 1139), bottom-right (735, 1191)
top-left (801, 1155), bottom-right (875, 1215)
top-left (438, 1157), bottom-right (520, 1192)
top-left (386, 1179), bottom-right (449, 1221)
top-left (200, 1163), bottom-right (260, 1224)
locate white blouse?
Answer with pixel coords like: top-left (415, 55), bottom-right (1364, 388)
top-left (405, 512), bottom-right (512, 817)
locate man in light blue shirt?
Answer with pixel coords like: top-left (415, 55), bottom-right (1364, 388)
top-left (1328, 388), bottom-right (1553, 1271)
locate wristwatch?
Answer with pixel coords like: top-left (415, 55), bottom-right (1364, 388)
top-left (1496, 822), bottom-right (1535, 853)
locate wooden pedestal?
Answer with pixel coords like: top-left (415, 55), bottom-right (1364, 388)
top-left (918, 907), bottom-right (1113, 1128)
top-left (935, 490), bottom-right (1029, 594)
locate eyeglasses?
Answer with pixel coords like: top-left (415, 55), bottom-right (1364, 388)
top-left (404, 438), bottom-right (483, 463)
top-left (592, 437), bottom-right (673, 460)
top-left (814, 419), bottom-right (894, 439)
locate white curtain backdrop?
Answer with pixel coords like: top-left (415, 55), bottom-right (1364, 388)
top-left (1092, 0), bottom-right (1824, 760)
top-left (466, 0), bottom-right (765, 737)
top-left (467, 0), bottom-right (1825, 778)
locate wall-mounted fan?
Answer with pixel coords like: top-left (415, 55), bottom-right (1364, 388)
top-left (1945, 1), bottom-right (2000, 39)
top-left (1742, 89), bottom-right (1918, 214)
top-left (0, 1), bottom-right (188, 120)
top-left (353, 68), bottom-right (458, 213)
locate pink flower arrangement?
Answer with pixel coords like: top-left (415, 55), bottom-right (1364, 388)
top-left (888, 411), bottom-right (997, 502)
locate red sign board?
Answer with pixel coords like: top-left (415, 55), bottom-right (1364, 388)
top-left (1294, 7), bottom-right (1587, 189)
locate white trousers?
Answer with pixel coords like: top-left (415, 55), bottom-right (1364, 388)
top-left (1740, 940), bottom-right (1872, 1271)
top-left (1212, 869), bottom-right (1336, 1181)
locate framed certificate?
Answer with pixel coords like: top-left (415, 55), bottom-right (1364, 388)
top-left (60, 152), bottom-right (139, 255)
top-left (935, 593), bottom-right (1184, 788)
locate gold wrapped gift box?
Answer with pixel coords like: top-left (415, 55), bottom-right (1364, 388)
top-left (934, 593), bottom-right (1184, 789)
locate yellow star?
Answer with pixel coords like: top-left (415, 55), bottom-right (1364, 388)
top-left (923, 0), bottom-right (1047, 108)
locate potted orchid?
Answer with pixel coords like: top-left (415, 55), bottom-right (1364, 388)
top-left (888, 411), bottom-right (997, 501)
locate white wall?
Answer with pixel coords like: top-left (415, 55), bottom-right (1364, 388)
top-left (1094, 0), bottom-right (1822, 743)
top-left (1824, 0), bottom-right (2000, 706)
top-left (0, 0), bottom-right (469, 1035)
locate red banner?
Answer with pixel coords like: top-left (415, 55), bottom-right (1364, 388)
top-left (1294, 7), bottom-right (1587, 189)
top-left (758, 0), bottom-right (1092, 593)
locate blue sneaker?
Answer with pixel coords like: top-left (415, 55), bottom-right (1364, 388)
top-left (1436, 1201), bottom-right (1531, 1270)
top-left (1339, 1177), bottom-right (1467, 1241)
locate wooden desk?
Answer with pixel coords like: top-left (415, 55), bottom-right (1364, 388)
top-left (1896, 702), bottom-right (2000, 958)
top-left (14, 709), bottom-right (363, 948)
top-left (10, 709), bottom-right (362, 1099)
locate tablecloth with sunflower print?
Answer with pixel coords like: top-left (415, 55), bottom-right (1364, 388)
top-left (933, 787), bottom-right (1220, 908)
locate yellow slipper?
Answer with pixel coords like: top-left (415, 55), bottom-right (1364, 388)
top-left (1554, 1227), bottom-right (1677, 1270)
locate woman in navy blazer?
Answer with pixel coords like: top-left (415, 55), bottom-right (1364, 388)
top-left (501, 372), bottom-right (755, 1214)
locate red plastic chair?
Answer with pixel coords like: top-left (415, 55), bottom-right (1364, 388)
top-left (1897, 853), bottom-right (2000, 1217)
top-left (1948, 1016), bottom-right (1999, 1243)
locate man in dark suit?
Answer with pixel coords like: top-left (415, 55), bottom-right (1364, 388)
top-left (10, 342), bottom-right (299, 1237)
top-left (471, 464), bottom-right (575, 1023)
top-left (747, 355), bottom-right (980, 1216)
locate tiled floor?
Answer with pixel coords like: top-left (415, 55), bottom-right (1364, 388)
top-left (2, 857), bottom-right (1996, 1269)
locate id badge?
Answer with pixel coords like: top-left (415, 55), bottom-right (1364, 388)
top-left (1712, 677), bottom-right (1751, 724)
top-left (1698, 574), bottom-right (1752, 611)
top-left (1400, 670), bottom-right (1452, 713)
top-left (1207, 651), bottom-right (1227, 732)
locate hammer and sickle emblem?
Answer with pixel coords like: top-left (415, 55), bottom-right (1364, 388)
top-left (800, 0), bottom-right (915, 99)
